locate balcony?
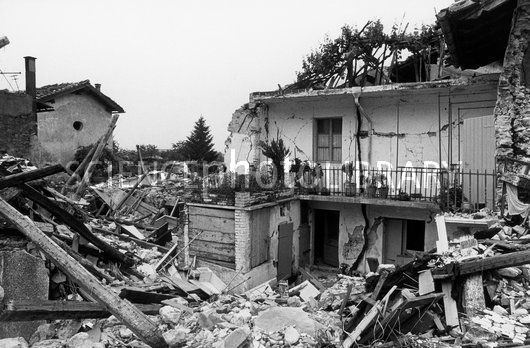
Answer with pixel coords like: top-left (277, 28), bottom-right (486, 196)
top-left (293, 166), bottom-right (498, 211)
top-left (192, 166), bottom-right (498, 211)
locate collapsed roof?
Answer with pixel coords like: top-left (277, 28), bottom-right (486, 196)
top-left (437, 0), bottom-right (517, 69)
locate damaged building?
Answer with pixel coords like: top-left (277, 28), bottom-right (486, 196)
top-left (215, 0), bottom-right (528, 282)
top-left (0, 54), bottom-right (124, 166)
top-left (35, 80), bottom-right (125, 165)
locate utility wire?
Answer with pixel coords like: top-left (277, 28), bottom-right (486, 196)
top-left (0, 67), bottom-right (14, 91)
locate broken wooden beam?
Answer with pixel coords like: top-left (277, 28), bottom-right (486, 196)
top-left (0, 196), bottom-right (167, 347)
top-left (21, 184), bottom-right (134, 267)
top-left (0, 300), bottom-right (161, 321)
top-left (146, 222), bottom-right (171, 246)
top-left (119, 288), bottom-right (178, 304)
top-left (93, 226), bottom-right (170, 254)
top-left (63, 134), bottom-right (102, 192)
top-left (51, 236), bottom-right (114, 283)
top-left (74, 114), bottom-right (119, 198)
top-left (113, 171), bottom-right (149, 215)
top-left (0, 164), bottom-right (65, 190)
top-left (433, 249), bottom-right (530, 278)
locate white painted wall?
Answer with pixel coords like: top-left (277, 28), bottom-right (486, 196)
top-left (227, 83), bottom-right (498, 170)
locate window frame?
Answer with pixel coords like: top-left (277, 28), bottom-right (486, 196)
top-left (314, 117), bottom-right (342, 163)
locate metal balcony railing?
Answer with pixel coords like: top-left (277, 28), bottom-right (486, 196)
top-left (197, 166), bottom-right (498, 211)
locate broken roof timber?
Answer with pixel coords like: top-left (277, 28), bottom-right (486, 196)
top-left (437, 0), bottom-right (517, 69)
top-left (249, 74), bottom-right (500, 103)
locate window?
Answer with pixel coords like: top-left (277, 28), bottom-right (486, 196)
top-left (73, 121), bottom-right (84, 131)
top-left (404, 219), bottom-right (425, 252)
top-left (316, 118), bottom-right (342, 162)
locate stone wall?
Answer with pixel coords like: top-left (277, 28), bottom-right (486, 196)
top-left (0, 91), bottom-right (36, 159)
top-left (495, 1), bottom-right (530, 160)
top-left (0, 250), bottom-right (49, 340)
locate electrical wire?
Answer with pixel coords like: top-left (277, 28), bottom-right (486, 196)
top-left (0, 67), bottom-right (15, 91)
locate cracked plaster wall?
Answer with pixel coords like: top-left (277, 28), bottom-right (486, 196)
top-left (226, 84), bottom-right (497, 171)
top-left (307, 201), bottom-right (437, 271)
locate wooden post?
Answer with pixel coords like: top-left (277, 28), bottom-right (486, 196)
top-left (62, 135), bottom-right (101, 193)
top-left (113, 172), bottom-right (149, 216)
top-left (74, 115), bottom-right (119, 199)
top-left (0, 197), bottom-right (167, 347)
top-left (435, 215), bottom-right (460, 328)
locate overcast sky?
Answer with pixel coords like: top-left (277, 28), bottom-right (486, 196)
top-left (0, 0), bottom-right (453, 151)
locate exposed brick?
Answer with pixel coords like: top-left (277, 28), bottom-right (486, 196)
top-left (0, 91), bottom-right (36, 159)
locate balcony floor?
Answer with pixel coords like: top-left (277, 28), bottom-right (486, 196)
top-left (298, 194), bottom-right (441, 211)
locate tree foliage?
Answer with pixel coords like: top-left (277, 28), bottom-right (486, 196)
top-left (136, 144), bottom-right (160, 159)
top-left (183, 116), bottom-right (218, 162)
top-left (73, 143), bottom-right (118, 179)
top-left (291, 20), bottom-right (440, 90)
top-left (259, 137), bottom-right (291, 181)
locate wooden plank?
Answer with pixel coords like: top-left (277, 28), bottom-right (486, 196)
top-left (119, 288), bottom-right (179, 304)
top-left (435, 215), bottom-right (459, 329)
top-left (22, 185), bottom-right (134, 266)
top-left (0, 164), bottom-right (65, 189)
top-left (188, 206), bottom-right (235, 219)
top-left (120, 224), bottom-right (145, 240)
top-left (0, 196), bottom-right (167, 347)
top-left (63, 135), bottom-right (101, 191)
top-left (418, 269), bottom-right (435, 295)
top-left (299, 268), bottom-right (325, 291)
top-left (188, 215), bottom-right (235, 233)
top-left (459, 249), bottom-right (530, 275)
top-left (250, 208), bottom-right (270, 268)
top-left (441, 282), bottom-right (459, 328)
top-left (0, 300), bottom-right (161, 321)
top-left (51, 236), bottom-right (114, 283)
top-left (146, 222), bottom-right (171, 246)
top-left (74, 114), bottom-right (119, 198)
top-left (433, 249), bottom-right (530, 278)
top-left (188, 246), bottom-right (235, 263)
top-left (371, 271), bottom-right (389, 300)
top-left (113, 172), bottom-right (149, 214)
top-left (188, 228), bottom-right (235, 244)
top-left (343, 286), bottom-right (397, 348)
top-left (189, 240), bottom-right (235, 256)
top-left (358, 292), bottom-right (444, 344)
top-left (435, 215), bottom-right (449, 252)
top-left (93, 227), bottom-right (169, 254)
top-left (188, 248), bottom-right (235, 263)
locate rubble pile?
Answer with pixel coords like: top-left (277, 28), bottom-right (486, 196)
top-left (2, 155), bottom-right (530, 347)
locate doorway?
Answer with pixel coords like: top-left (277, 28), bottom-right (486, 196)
top-left (314, 209), bottom-right (340, 267)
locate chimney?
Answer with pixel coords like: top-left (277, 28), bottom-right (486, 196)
top-left (95, 83), bottom-right (101, 91)
top-left (24, 56), bottom-right (36, 98)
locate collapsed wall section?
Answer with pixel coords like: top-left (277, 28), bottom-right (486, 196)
top-left (0, 91), bottom-right (37, 159)
top-left (495, 2), bottom-right (530, 160)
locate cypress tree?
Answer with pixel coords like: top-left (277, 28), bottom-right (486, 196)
top-left (184, 116), bottom-right (217, 162)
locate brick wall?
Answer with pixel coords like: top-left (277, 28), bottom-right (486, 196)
top-left (234, 207), bottom-right (251, 273)
top-left (0, 91), bottom-right (36, 159)
top-left (234, 192), bottom-right (252, 272)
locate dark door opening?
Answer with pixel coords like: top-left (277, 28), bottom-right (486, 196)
top-left (314, 209), bottom-right (340, 267)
